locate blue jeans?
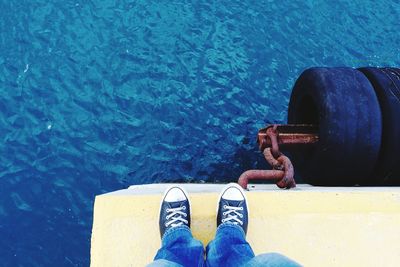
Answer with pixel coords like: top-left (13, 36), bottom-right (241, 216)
top-left (148, 224), bottom-right (301, 267)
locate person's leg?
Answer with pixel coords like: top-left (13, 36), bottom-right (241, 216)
top-left (206, 183), bottom-right (253, 267)
top-left (149, 226), bottom-right (204, 267)
top-left (205, 183), bottom-right (301, 267)
top-left (243, 253), bottom-right (302, 267)
top-left (206, 225), bottom-right (301, 267)
top-left (147, 259), bottom-right (183, 267)
top-left (206, 224), bottom-right (254, 267)
top-left (147, 186), bottom-right (204, 267)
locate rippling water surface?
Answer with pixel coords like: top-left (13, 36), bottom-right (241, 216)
top-left (1, 0), bottom-right (399, 265)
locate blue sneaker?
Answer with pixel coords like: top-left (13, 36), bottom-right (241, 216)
top-left (159, 186), bottom-right (191, 238)
top-left (217, 183), bottom-right (249, 234)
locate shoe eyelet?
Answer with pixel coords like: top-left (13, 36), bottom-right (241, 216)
top-left (166, 208), bottom-right (170, 212)
top-left (223, 212), bottom-right (226, 215)
top-left (182, 206), bottom-right (186, 210)
top-left (223, 205), bottom-right (227, 209)
top-left (240, 214), bottom-right (243, 218)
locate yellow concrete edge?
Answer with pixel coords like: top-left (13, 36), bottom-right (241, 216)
top-left (91, 185), bottom-right (400, 267)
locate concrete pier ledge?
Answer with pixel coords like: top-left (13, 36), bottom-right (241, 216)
top-left (91, 184), bottom-right (400, 267)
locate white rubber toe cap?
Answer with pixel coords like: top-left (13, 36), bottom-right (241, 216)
top-left (164, 187), bottom-right (188, 202)
top-left (221, 183), bottom-right (245, 201)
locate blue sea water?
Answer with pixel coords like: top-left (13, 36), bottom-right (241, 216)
top-left (0, 0), bottom-right (399, 265)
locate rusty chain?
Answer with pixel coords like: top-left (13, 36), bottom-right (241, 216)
top-left (238, 124), bottom-right (296, 189)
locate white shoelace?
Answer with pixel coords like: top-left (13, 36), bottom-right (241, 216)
top-left (165, 206), bottom-right (188, 227)
top-left (222, 205), bottom-right (244, 225)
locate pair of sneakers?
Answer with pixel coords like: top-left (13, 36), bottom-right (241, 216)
top-left (159, 183), bottom-right (249, 238)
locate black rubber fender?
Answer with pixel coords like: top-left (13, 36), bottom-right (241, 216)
top-left (358, 67), bottom-right (400, 184)
top-left (287, 67), bottom-right (382, 185)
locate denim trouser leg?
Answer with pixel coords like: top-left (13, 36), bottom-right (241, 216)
top-left (243, 253), bottom-right (302, 267)
top-left (148, 226), bottom-right (204, 267)
top-left (206, 224), bottom-right (255, 267)
top-left (206, 224), bottom-right (301, 267)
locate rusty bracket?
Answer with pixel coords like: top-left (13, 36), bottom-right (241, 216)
top-left (258, 124), bottom-right (319, 152)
